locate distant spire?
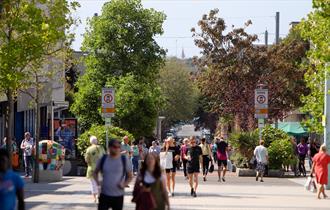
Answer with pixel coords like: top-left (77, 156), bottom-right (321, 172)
top-left (181, 47), bottom-right (185, 59)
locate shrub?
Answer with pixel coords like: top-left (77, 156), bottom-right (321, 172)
top-left (262, 125), bottom-right (290, 147)
top-left (77, 125), bottom-right (134, 156)
top-left (228, 130), bottom-right (259, 168)
top-left (268, 138), bottom-right (297, 169)
top-left (229, 130), bottom-right (259, 160)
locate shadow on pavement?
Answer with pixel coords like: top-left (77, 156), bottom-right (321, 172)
top-left (26, 201), bottom-right (97, 209)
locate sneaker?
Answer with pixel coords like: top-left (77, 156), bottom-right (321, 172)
top-left (260, 180), bottom-right (264, 182)
top-left (24, 175), bottom-right (29, 178)
top-left (172, 192), bottom-right (175, 197)
top-left (168, 192), bottom-right (172, 197)
top-left (191, 188), bottom-right (194, 196)
top-left (218, 179), bottom-right (221, 182)
top-left (193, 191), bottom-right (197, 197)
top-left (222, 177), bottom-right (226, 182)
top-left (203, 177), bottom-right (206, 182)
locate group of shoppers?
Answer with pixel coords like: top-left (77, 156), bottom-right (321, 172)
top-left (84, 134), bottom-right (232, 209)
top-left (85, 135), bottom-right (168, 210)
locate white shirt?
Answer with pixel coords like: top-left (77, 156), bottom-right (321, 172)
top-left (21, 138), bottom-right (34, 156)
top-left (254, 145), bottom-right (268, 164)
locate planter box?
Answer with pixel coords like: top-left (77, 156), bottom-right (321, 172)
top-left (236, 168), bottom-right (256, 177)
top-left (268, 169), bottom-right (284, 177)
top-left (236, 168), bottom-right (284, 177)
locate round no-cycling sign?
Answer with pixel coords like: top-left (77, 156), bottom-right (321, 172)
top-left (257, 95), bottom-right (266, 104)
top-left (104, 94), bottom-right (113, 104)
top-left (255, 89), bottom-right (268, 109)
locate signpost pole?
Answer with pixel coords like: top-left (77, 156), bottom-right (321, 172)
top-left (101, 87), bottom-right (115, 150)
top-left (255, 86), bottom-right (268, 140)
top-left (323, 65), bottom-right (330, 189)
top-left (105, 117), bottom-right (111, 150)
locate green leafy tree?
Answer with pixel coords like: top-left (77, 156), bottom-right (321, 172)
top-left (106, 75), bottom-right (163, 138)
top-left (71, 0), bottom-right (166, 132)
top-left (299, 0), bottom-right (330, 133)
top-left (158, 58), bottom-right (199, 127)
top-left (0, 0), bottom-right (78, 182)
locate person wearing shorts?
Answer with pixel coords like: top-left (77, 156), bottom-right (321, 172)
top-left (216, 137), bottom-right (228, 182)
top-left (164, 137), bottom-right (180, 197)
top-left (254, 140), bottom-right (268, 182)
top-left (186, 136), bottom-right (203, 197)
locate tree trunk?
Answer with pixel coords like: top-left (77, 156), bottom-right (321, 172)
top-left (33, 88), bottom-right (40, 183)
top-left (6, 89), bottom-right (15, 166)
top-left (247, 114), bottom-right (256, 131)
top-left (234, 113), bottom-right (241, 133)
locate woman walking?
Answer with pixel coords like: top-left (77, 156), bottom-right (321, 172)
top-left (199, 138), bottom-right (213, 181)
top-left (85, 136), bottom-right (105, 202)
top-left (311, 144), bottom-right (330, 199)
top-left (297, 137), bottom-right (308, 177)
top-left (164, 137), bottom-right (180, 197)
top-left (180, 138), bottom-right (189, 179)
top-left (133, 153), bottom-right (170, 210)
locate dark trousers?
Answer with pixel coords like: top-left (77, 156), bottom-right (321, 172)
top-left (298, 155), bottom-right (306, 176)
top-left (182, 159), bottom-right (188, 177)
top-left (24, 156), bottom-right (33, 176)
top-left (202, 155), bottom-right (210, 176)
top-left (98, 194), bottom-right (123, 210)
top-left (132, 156), bottom-right (139, 173)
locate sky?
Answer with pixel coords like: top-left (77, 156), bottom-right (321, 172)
top-left (71, 0), bottom-right (313, 58)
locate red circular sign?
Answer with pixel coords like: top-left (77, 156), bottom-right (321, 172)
top-left (257, 95), bottom-right (266, 104)
top-left (104, 94), bottom-right (113, 103)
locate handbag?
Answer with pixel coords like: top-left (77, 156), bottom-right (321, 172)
top-left (209, 164), bottom-right (214, 173)
top-left (227, 160), bottom-right (233, 172)
top-left (304, 176), bottom-right (317, 193)
top-left (160, 152), bottom-right (173, 169)
top-left (132, 177), bottom-right (157, 210)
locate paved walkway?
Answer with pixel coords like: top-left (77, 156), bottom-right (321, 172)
top-left (24, 171), bottom-right (330, 210)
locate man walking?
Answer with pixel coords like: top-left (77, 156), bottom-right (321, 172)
top-left (94, 139), bottom-right (133, 210)
top-left (0, 149), bottom-right (25, 210)
top-left (254, 140), bottom-right (268, 182)
top-left (216, 137), bottom-right (228, 182)
top-left (186, 136), bottom-right (203, 197)
top-left (20, 132), bottom-right (34, 178)
top-left (121, 136), bottom-right (131, 158)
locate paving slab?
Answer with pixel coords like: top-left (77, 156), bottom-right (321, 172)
top-left (24, 171), bottom-right (330, 210)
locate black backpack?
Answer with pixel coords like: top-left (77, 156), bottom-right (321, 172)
top-left (100, 154), bottom-right (127, 180)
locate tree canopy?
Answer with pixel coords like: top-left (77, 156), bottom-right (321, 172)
top-left (158, 58), bottom-right (199, 127)
top-left (192, 9), bottom-right (309, 131)
top-left (299, 0), bottom-right (330, 133)
top-left (71, 0), bottom-right (166, 135)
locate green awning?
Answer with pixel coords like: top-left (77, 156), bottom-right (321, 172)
top-left (275, 122), bottom-right (308, 135)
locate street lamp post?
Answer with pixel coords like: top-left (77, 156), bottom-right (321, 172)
top-left (323, 64), bottom-right (330, 189)
top-left (157, 116), bottom-right (165, 141)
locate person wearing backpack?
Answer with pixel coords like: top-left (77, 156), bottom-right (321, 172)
top-left (93, 139), bottom-right (133, 210)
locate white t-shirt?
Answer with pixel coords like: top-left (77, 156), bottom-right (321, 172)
top-left (254, 145), bottom-right (268, 164)
top-left (21, 138), bottom-right (34, 157)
